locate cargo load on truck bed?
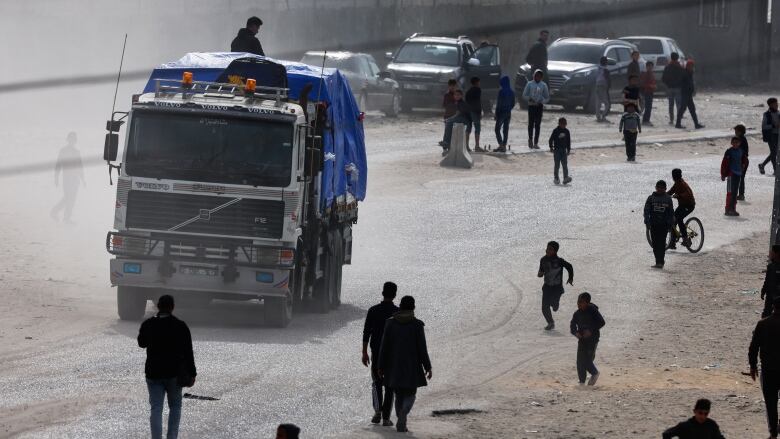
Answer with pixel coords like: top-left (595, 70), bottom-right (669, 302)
top-left (142, 52), bottom-right (367, 214)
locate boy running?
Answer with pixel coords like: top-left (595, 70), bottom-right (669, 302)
top-left (548, 117), bottom-right (572, 185)
top-left (619, 102), bottom-right (641, 162)
top-left (570, 292), bottom-right (605, 386)
top-left (537, 241), bottom-right (574, 331)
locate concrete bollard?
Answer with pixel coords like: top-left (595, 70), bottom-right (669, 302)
top-left (440, 123), bottom-right (473, 169)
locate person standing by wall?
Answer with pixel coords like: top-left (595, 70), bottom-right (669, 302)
top-left (640, 61), bottom-right (656, 126)
top-left (50, 132), bottom-right (85, 224)
top-left (749, 296), bottom-right (780, 439)
top-left (138, 295), bottom-right (197, 439)
top-left (644, 180), bottom-right (674, 269)
top-left (525, 30), bottom-right (550, 81)
top-left (570, 292), bottom-right (605, 386)
top-left (662, 52), bottom-right (685, 126)
top-left (493, 76), bottom-right (515, 153)
top-left (523, 69), bottom-right (550, 149)
top-left (230, 16), bottom-right (265, 56)
top-left (760, 97), bottom-right (780, 175)
top-left (378, 296), bottom-right (432, 433)
top-left (361, 282), bottom-right (399, 427)
top-left (675, 60), bottom-right (704, 129)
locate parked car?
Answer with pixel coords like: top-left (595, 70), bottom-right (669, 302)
top-left (385, 33), bottom-right (501, 113)
top-left (515, 38), bottom-right (645, 112)
top-left (300, 51), bottom-right (401, 116)
top-left (619, 36), bottom-right (688, 89)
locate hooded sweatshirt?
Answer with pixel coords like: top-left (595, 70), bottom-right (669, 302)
top-left (644, 191), bottom-right (674, 227)
top-left (230, 28), bottom-right (265, 56)
top-left (495, 76), bottom-right (516, 115)
top-left (570, 303), bottom-right (605, 343)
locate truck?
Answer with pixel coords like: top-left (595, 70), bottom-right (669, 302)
top-left (103, 53), bottom-right (367, 327)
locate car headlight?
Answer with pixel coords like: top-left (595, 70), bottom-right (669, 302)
top-left (573, 69), bottom-right (596, 78)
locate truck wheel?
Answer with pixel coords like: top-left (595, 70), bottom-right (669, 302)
top-left (117, 286), bottom-right (147, 321)
top-left (330, 231), bottom-right (344, 309)
top-left (264, 293), bottom-right (293, 328)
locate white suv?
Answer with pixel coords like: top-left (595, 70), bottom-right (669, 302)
top-left (619, 36), bottom-right (688, 88)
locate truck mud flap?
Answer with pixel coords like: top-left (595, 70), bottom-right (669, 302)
top-left (342, 225), bottom-right (352, 265)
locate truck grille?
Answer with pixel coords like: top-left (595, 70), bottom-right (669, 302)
top-left (126, 191), bottom-right (284, 239)
top-left (548, 74), bottom-right (566, 92)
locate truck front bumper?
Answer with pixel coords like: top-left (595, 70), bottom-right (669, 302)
top-left (110, 258), bottom-right (291, 297)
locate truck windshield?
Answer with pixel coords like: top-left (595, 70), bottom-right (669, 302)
top-left (125, 111), bottom-right (294, 187)
top-left (548, 43), bottom-right (604, 64)
top-left (394, 42), bottom-right (460, 66)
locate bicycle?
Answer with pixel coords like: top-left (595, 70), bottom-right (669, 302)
top-left (645, 216), bottom-right (704, 253)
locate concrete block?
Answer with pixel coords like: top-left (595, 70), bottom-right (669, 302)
top-left (440, 123), bottom-right (473, 169)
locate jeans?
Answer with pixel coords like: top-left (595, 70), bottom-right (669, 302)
top-left (553, 149), bottom-right (569, 179)
top-left (674, 205), bottom-right (694, 239)
top-left (642, 92), bottom-right (654, 122)
top-left (726, 175), bottom-right (740, 212)
top-left (594, 84), bottom-right (610, 120)
top-left (393, 388), bottom-right (417, 431)
top-left (576, 340), bottom-right (599, 383)
top-left (676, 94), bottom-right (700, 126)
top-left (667, 88), bottom-right (682, 122)
top-left (624, 130), bottom-right (638, 159)
top-left (761, 370), bottom-right (780, 437)
top-left (762, 134), bottom-right (779, 171)
top-left (442, 114), bottom-right (470, 147)
top-left (650, 224), bottom-right (669, 265)
top-left (494, 112), bottom-right (511, 146)
top-left (527, 105), bottom-right (543, 145)
top-left (147, 378), bottom-right (182, 439)
top-left (371, 354), bottom-right (393, 420)
top-left (541, 286), bottom-right (563, 325)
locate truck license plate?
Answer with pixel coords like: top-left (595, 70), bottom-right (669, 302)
top-left (180, 266), bottom-right (219, 277)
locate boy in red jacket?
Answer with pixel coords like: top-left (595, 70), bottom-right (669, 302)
top-left (721, 137), bottom-right (746, 216)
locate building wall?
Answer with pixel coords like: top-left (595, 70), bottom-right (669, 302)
top-left (0, 0), bottom-right (773, 86)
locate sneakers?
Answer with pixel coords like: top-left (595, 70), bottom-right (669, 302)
top-left (694, 123), bottom-right (705, 129)
top-left (682, 238), bottom-right (692, 248)
top-left (371, 413), bottom-right (381, 424)
top-left (382, 419), bottom-right (394, 427)
top-left (737, 195), bottom-right (745, 201)
top-left (563, 176), bottom-right (572, 184)
top-left (627, 157), bottom-right (636, 162)
top-left (652, 264), bottom-right (664, 269)
top-left (669, 243), bottom-right (677, 250)
top-left (668, 119), bottom-right (674, 125)
top-left (438, 140), bottom-right (447, 147)
top-left (474, 146), bottom-right (485, 152)
top-left (554, 177), bottom-right (561, 185)
top-left (675, 124), bottom-right (686, 129)
top-left (759, 163), bottom-right (766, 174)
top-left (725, 210), bottom-right (740, 216)
top-left (644, 121), bottom-right (654, 127)
top-left (534, 143), bottom-right (540, 149)
top-left (587, 373), bottom-right (600, 386)
top-left (544, 323), bottom-right (555, 331)
top-left (528, 138), bottom-right (534, 149)
top-left (494, 146), bottom-right (506, 153)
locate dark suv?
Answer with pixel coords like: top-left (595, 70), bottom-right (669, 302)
top-left (386, 33), bottom-right (501, 112)
top-left (515, 38), bottom-right (643, 112)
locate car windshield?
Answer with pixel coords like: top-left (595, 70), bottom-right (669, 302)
top-left (548, 43), bottom-right (604, 64)
top-left (394, 42), bottom-right (460, 66)
top-left (300, 54), bottom-right (360, 74)
top-left (622, 39), bottom-right (663, 54)
top-left (125, 110), bottom-right (294, 187)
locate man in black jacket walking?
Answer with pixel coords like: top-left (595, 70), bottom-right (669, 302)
top-left (138, 295), bottom-right (196, 439)
top-left (361, 282), bottom-right (399, 426)
top-left (379, 296), bottom-right (432, 433)
top-left (644, 180), bottom-right (675, 269)
top-left (675, 60), bottom-right (704, 129)
top-left (230, 16), bottom-right (265, 56)
top-left (749, 296), bottom-right (780, 439)
top-left (570, 292), bottom-right (605, 386)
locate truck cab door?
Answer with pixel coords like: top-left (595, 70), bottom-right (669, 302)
top-left (466, 44), bottom-right (502, 94)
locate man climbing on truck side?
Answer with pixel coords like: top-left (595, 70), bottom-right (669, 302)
top-left (231, 16), bottom-right (265, 56)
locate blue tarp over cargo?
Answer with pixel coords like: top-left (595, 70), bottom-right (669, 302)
top-left (142, 52), bottom-right (367, 213)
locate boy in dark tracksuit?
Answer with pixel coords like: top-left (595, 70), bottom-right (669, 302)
top-left (644, 180), bottom-right (675, 268)
top-left (537, 241), bottom-right (574, 331)
top-left (761, 246), bottom-right (780, 318)
top-left (734, 124), bottom-right (749, 200)
top-left (619, 103), bottom-right (641, 162)
top-left (548, 117), bottom-right (572, 185)
top-left (720, 137), bottom-right (745, 216)
top-left (570, 292), bottom-right (605, 386)
top-left (662, 399), bottom-right (725, 439)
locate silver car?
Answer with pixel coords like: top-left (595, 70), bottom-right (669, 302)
top-left (619, 36), bottom-right (688, 88)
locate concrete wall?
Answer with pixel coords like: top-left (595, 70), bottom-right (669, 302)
top-left (0, 0), bottom-right (774, 86)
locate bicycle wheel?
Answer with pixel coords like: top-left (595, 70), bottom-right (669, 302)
top-left (684, 217), bottom-right (704, 253)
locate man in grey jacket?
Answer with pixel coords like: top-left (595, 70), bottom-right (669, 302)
top-left (378, 296), bottom-right (432, 433)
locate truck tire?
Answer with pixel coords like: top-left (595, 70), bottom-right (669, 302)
top-left (264, 292), bottom-right (293, 328)
top-left (329, 230), bottom-right (344, 309)
top-left (117, 286), bottom-right (147, 321)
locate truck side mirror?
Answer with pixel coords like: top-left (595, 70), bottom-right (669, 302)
top-left (305, 147), bottom-right (322, 173)
top-left (104, 133), bottom-right (119, 161)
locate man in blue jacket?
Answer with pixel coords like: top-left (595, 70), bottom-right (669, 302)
top-left (494, 76), bottom-right (515, 153)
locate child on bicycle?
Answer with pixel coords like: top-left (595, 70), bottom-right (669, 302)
top-left (667, 168), bottom-right (696, 249)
